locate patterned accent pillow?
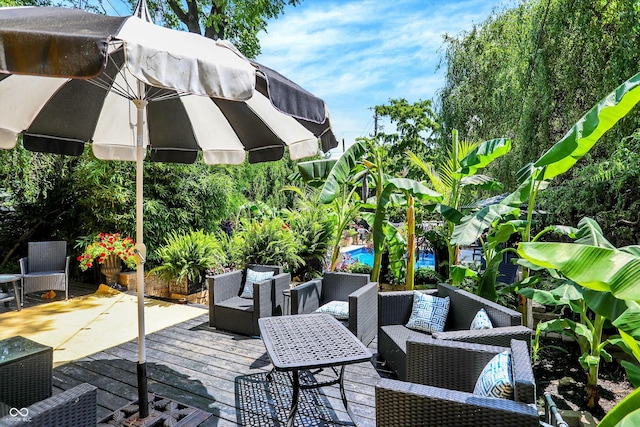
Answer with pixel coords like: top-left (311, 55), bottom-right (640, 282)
top-left (473, 351), bottom-right (514, 399)
top-left (470, 308), bottom-right (494, 330)
top-left (239, 269), bottom-right (275, 299)
top-left (315, 300), bottom-right (349, 320)
top-left (405, 291), bottom-right (450, 333)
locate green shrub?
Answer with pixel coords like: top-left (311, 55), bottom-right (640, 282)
top-left (151, 229), bottom-right (220, 285)
top-left (414, 267), bottom-right (443, 286)
top-left (284, 201), bottom-right (333, 281)
top-left (348, 261), bottom-right (372, 275)
top-left (234, 217), bottom-right (303, 272)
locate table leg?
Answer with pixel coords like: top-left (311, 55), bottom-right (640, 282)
top-left (287, 369), bottom-right (300, 427)
top-left (12, 281), bottom-right (20, 311)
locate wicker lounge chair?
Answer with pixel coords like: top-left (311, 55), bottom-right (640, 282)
top-left (208, 264), bottom-right (290, 336)
top-left (290, 272), bottom-right (378, 345)
top-left (375, 338), bottom-right (539, 427)
top-left (378, 283), bottom-right (531, 380)
top-left (0, 383), bottom-right (97, 427)
top-left (19, 241), bottom-right (71, 304)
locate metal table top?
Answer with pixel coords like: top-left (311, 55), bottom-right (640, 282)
top-left (0, 274), bottom-right (21, 284)
top-left (258, 314), bottom-right (372, 371)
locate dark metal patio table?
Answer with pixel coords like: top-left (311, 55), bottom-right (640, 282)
top-left (258, 313), bottom-right (372, 426)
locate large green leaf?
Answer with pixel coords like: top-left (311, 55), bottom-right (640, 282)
top-left (598, 388), bottom-right (640, 427)
top-left (535, 72), bottom-right (640, 180)
top-left (583, 289), bottom-right (629, 322)
top-left (612, 302), bottom-right (640, 339)
top-left (297, 159), bottom-right (337, 182)
top-left (318, 139), bottom-right (368, 204)
top-left (451, 204), bottom-right (519, 246)
top-left (575, 217), bottom-right (614, 249)
top-left (458, 138), bottom-right (512, 175)
top-left (518, 242), bottom-right (640, 299)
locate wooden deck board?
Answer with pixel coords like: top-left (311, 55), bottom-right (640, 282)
top-left (2, 282), bottom-right (382, 425)
top-left (88, 302), bottom-right (379, 424)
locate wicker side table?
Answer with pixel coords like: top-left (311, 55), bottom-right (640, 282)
top-left (0, 336), bottom-right (53, 412)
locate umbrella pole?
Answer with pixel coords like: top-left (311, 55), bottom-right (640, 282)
top-left (134, 94), bottom-right (149, 419)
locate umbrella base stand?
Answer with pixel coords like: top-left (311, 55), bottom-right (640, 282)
top-left (98, 394), bottom-right (212, 427)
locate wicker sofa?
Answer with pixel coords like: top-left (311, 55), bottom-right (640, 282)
top-left (378, 283), bottom-right (532, 380)
top-left (290, 272), bottom-right (378, 345)
top-left (0, 383), bottom-right (97, 427)
top-left (375, 338), bottom-right (539, 426)
top-left (208, 264), bottom-right (291, 336)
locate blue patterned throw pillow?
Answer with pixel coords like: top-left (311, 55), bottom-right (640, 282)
top-left (405, 291), bottom-right (450, 333)
top-left (473, 351), bottom-right (513, 399)
top-left (470, 308), bottom-right (494, 330)
top-left (239, 269), bottom-right (274, 299)
top-left (315, 300), bottom-right (349, 319)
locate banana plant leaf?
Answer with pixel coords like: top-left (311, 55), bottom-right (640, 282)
top-left (316, 139), bottom-right (368, 204)
top-left (451, 203), bottom-right (519, 246)
top-left (598, 388), bottom-right (640, 427)
top-left (517, 242), bottom-right (640, 300)
top-left (575, 217), bottom-right (615, 248)
top-left (457, 138), bottom-right (511, 176)
top-left (535, 72), bottom-right (640, 180)
top-left (297, 158), bottom-right (337, 183)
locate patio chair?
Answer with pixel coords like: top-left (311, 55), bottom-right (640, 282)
top-left (207, 264), bottom-right (290, 336)
top-left (375, 338), bottom-right (539, 427)
top-left (290, 272), bottom-right (378, 345)
top-left (378, 282), bottom-right (531, 380)
top-left (19, 241), bottom-right (71, 305)
top-left (0, 383), bottom-right (97, 426)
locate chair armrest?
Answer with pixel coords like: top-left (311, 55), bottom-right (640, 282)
top-left (432, 326), bottom-right (532, 350)
top-left (290, 279), bottom-right (322, 314)
top-left (511, 339), bottom-right (536, 404)
top-left (254, 278), bottom-right (275, 318)
top-left (207, 270), bottom-right (243, 303)
top-left (272, 272), bottom-right (291, 316)
top-left (348, 281), bottom-right (378, 345)
top-left (375, 378), bottom-right (540, 427)
top-left (406, 336), bottom-right (506, 392)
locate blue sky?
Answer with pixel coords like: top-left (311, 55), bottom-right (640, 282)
top-left (99, 0), bottom-right (515, 155)
top-left (256, 0), bottom-right (515, 155)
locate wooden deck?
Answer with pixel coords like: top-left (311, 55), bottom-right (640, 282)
top-left (6, 282), bottom-right (388, 426)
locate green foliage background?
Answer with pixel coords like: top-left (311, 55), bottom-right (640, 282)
top-left (437, 0), bottom-right (640, 246)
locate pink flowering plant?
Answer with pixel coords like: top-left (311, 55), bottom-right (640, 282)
top-left (77, 232), bottom-right (137, 271)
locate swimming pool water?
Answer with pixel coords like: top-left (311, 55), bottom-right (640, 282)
top-left (345, 247), bottom-right (435, 270)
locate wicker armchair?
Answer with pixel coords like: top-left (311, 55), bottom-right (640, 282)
top-left (378, 282), bottom-right (531, 380)
top-left (290, 272), bottom-right (378, 345)
top-left (375, 338), bottom-right (539, 427)
top-left (208, 264), bottom-right (290, 336)
top-left (19, 241), bottom-right (71, 304)
top-left (0, 383), bottom-right (97, 427)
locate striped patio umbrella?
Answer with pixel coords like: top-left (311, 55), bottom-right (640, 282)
top-left (0, 1), bottom-right (336, 420)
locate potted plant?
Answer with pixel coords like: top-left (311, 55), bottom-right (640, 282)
top-left (77, 232), bottom-right (136, 286)
top-left (151, 230), bottom-right (220, 295)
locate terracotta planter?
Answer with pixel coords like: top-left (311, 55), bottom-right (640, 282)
top-left (100, 254), bottom-right (122, 286)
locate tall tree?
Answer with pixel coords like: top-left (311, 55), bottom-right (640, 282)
top-left (374, 98), bottom-right (439, 179)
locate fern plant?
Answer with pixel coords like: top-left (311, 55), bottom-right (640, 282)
top-left (151, 229), bottom-right (221, 285)
top-left (235, 217), bottom-right (303, 272)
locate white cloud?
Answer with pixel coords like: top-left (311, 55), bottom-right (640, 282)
top-left (257, 0), bottom-right (515, 148)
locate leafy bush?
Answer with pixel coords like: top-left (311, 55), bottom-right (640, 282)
top-left (283, 199), bottom-right (333, 281)
top-left (151, 229), bottom-right (220, 285)
top-left (414, 267), bottom-right (442, 286)
top-left (234, 217), bottom-right (303, 272)
top-left (348, 261), bottom-right (372, 275)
